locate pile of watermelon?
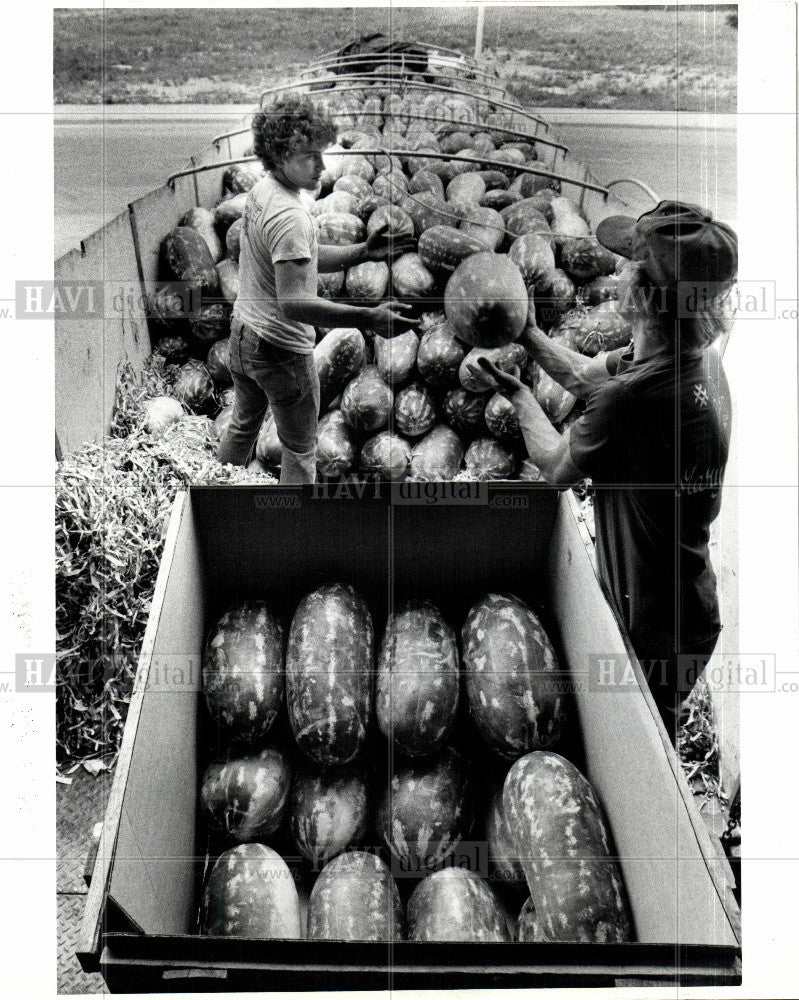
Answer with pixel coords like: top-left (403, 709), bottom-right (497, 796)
top-left (146, 86), bottom-right (632, 480)
top-left (198, 587), bottom-right (633, 943)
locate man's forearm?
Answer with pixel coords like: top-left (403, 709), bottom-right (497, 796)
top-left (511, 388), bottom-right (581, 486)
top-left (317, 243), bottom-right (368, 274)
top-left (282, 296), bottom-right (371, 329)
top-left (522, 326), bottom-right (610, 399)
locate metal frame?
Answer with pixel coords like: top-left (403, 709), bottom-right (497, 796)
top-left (606, 178), bottom-right (660, 204)
top-left (165, 149), bottom-right (609, 197)
top-left (299, 52), bottom-right (500, 84)
top-left (258, 77), bottom-right (548, 129)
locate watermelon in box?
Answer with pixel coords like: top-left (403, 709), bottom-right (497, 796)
top-left (200, 748), bottom-right (291, 843)
top-left (462, 593), bottom-right (566, 757)
top-left (286, 583), bottom-right (374, 766)
top-left (376, 600), bottom-right (460, 758)
top-left (290, 761), bottom-right (368, 864)
top-left (408, 868), bottom-right (510, 942)
top-left (202, 600), bottom-right (284, 745)
top-left (503, 752), bottom-right (633, 943)
top-left (409, 425), bottom-right (464, 480)
top-left (308, 852), bottom-right (403, 942)
top-left (340, 366), bottom-right (393, 434)
top-left (394, 383), bottom-right (437, 438)
top-left (316, 410), bottom-right (358, 478)
top-left (360, 431), bottom-right (411, 482)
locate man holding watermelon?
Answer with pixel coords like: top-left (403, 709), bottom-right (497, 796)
top-left (217, 94), bottom-right (414, 483)
top-left (476, 202), bottom-right (737, 742)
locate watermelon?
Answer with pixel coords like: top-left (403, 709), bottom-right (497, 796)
top-left (462, 594), bottom-right (566, 757)
top-left (534, 268), bottom-right (577, 329)
top-left (286, 583), bottom-right (373, 765)
top-left (482, 189), bottom-right (522, 212)
top-left (354, 193), bottom-right (390, 224)
top-left (503, 752), bottom-right (633, 943)
top-left (416, 319), bottom-right (465, 388)
top-left (206, 337), bottom-right (231, 387)
top-left (501, 200), bottom-right (552, 240)
top-left (340, 365), bottom-right (393, 434)
top-left (446, 171), bottom-right (486, 205)
top-left (213, 192), bottom-right (248, 237)
top-left (518, 898), bottom-right (547, 941)
top-left (372, 169), bottom-right (409, 205)
top-left (318, 269), bottom-right (346, 300)
top-left (484, 392), bottom-right (521, 442)
top-left (376, 746), bottom-right (472, 873)
top-left (394, 383), bottom-right (437, 438)
top-left (160, 226), bottom-right (218, 294)
top-left (407, 169), bottom-right (445, 199)
top-left (366, 203), bottom-right (414, 240)
top-left (154, 333), bottom-right (190, 363)
top-left (340, 153), bottom-right (375, 183)
top-left (418, 225), bottom-right (486, 274)
top-left (190, 302), bottom-right (229, 344)
top-left (314, 328), bottom-right (367, 414)
top-left (290, 761), bottom-right (368, 864)
top-left (373, 328), bottom-right (419, 385)
top-left (458, 342), bottom-right (527, 394)
top-left (179, 206), bottom-right (223, 263)
top-left (553, 302), bottom-right (632, 357)
top-left (334, 174), bottom-right (373, 200)
top-left (173, 360), bottom-right (215, 412)
top-left (559, 237), bottom-right (617, 285)
top-left (308, 851), bottom-right (403, 941)
top-left (316, 410), bottom-right (358, 478)
top-left (402, 192), bottom-right (453, 237)
top-left (508, 233), bottom-right (557, 290)
top-left (440, 130), bottom-right (473, 154)
top-left (390, 253), bottom-right (436, 300)
top-left (459, 206), bottom-right (505, 252)
top-left (141, 396), bottom-right (184, 437)
top-left (222, 161), bottom-right (263, 195)
top-left (200, 748), bottom-right (291, 843)
top-left (444, 252), bottom-right (527, 348)
top-left (151, 285), bottom-right (188, 329)
top-left (225, 218), bottom-right (243, 262)
top-left (200, 843), bottom-right (301, 939)
top-left (316, 211), bottom-right (366, 246)
top-left (346, 261), bottom-right (389, 303)
top-left (549, 196), bottom-right (591, 241)
top-left (472, 132), bottom-right (497, 156)
top-left (217, 258), bottom-right (239, 304)
top-left (360, 431), bottom-right (411, 482)
top-left (376, 600), bottom-right (460, 757)
top-left (463, 438), bottom-right (516, 481)
top-left (409, 425), bottom-right (464, 480)
top-left (479, 170), bottom-right (510, 191)
top-left (310, 190), bottom-right (359, 218)
top-left (582, 274), bottom-right (621, 305)
top-left (518, 457), bottom-right (545, 482)
top-left (486, 785), bottom-right (526, 885)
top-left (441, 388), bottom-right (488, 438)
top-left (407, 868), bottom-right (510, 942)
top-left (202, 601), bottom-right (284, 744)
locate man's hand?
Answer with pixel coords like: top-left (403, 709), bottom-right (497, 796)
top-left (472, 356), bottom-right (529, 398)
top-left (365, 300), bottom-right (415, 338)
top-left (364, 222), bottom-right (415, 263)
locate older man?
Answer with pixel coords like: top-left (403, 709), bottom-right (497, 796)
top-left (477, 201), bottom-right (737, 740)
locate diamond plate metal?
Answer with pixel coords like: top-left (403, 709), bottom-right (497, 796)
top-left (57, 894), bottom-right (106, 995)
top-left (57, 769), bottom-right (114, 893)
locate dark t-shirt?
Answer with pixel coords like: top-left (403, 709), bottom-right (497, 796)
top-left (568, 346), bottom-right (731, 654)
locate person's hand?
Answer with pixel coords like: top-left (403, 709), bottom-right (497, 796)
top-left (364, 223), bottom-right (415, 263)
top-left (365, 300), bottom-right (415, 338)
top-left (472, 356), bottom-right (528, 398)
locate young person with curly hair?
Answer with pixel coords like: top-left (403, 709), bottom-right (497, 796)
top-left (472, 201), bottom-right (738, 741)
top-left (217, 94), bottom-right (413, 482)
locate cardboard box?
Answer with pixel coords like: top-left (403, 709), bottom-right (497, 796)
top-left (78, 484), bottom-right (741, 991)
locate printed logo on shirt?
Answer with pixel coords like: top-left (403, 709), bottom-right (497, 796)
top-left (693, 382), bottom-right (709, 409)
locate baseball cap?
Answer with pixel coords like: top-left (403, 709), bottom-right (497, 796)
top-left (596, 201), bottom-right (738, 287)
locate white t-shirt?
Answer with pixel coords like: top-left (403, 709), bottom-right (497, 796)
top-left (233, 173), bottom-right (318, 354)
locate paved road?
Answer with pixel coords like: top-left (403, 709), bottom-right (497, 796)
top-left (54, 106), bottom-right (736, 257)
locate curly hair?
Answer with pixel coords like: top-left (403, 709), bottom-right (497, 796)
top-left (252, 95), bottom-right (337, 171)
top-left (620, 262), bottom-right (734, 353)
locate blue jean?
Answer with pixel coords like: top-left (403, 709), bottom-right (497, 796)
top-left (216, 318), bottom-right (320, 484)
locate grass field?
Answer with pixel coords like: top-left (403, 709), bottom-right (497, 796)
top-left (54, 5), bottom-right (737, 110)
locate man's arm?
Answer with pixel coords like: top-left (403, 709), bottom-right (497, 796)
top-left (521, 324), bottom-right (618, 400)
top-left (275, 258), bottom-right (413, 337)
top-left (473, 358), bottom-right (585, 487)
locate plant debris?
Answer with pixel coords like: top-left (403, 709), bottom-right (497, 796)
top-left (57, 359), bottom-right (276, 771)
top-left (677, 675), bottom-right (725, 805)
